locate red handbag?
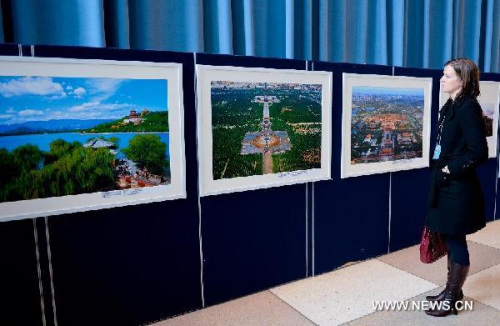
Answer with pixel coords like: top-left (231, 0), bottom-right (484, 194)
top-left (420, 226), bottom-right (447, 264)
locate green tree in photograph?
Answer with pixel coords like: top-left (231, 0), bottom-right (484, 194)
top-left (0, 148), bottom-right (16, 185)
top-left (46, 139), bottom-right (82, 163)
top-left (16, 146), bottom-right (115, 199)
top-left (0, 140), bottom-right (116, 202)
top-left (73, 147), bottom-right (116, 192)
top-left (122, 134), bottom-right (169, 175)
top-left (0, 148), bottom-right (20, 200)
top-left (12, 144), bottom-right (44, 173)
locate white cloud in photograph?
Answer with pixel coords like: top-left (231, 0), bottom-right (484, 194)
top-left (0, 77), bottom-right (66, 98)
top-left (86, 79), bottom-right (124, 101)
top-left (72, 87), bottom-right (87, 98)
top-left (18, 109), bottom-right (44, 116)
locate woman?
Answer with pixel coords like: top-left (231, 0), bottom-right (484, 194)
top-left (425, 58), bottom-right (488, 317)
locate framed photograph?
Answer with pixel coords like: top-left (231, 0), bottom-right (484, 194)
top-left (342, 73), bottom-right (432, 178)
top-left (0, 56), bottom-right (186, 222)
top-left (196, 65), bottom-right (332, 196)
top-left (440, 81), bottom-right (500, 158)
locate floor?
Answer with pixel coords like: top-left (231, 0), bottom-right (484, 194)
top-left (154, 220), bottom-right (500, 326)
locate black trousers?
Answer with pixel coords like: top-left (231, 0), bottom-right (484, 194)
top-left (443, 234), bottom-right (470, 266)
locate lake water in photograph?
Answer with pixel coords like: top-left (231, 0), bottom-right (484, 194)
top-left (0, 132), bottom-right (170, 158)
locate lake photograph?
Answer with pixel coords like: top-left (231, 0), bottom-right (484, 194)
top-left (0, 75), bottom-right (170, 203)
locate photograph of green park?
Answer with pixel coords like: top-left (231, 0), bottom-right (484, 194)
top-left (211, 81), bottom-right (323, 180)
top-left (0, 75), bottom-right (170, 203)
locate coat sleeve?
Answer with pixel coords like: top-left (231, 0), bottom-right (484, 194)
top-left (447, 99), bottom-right (488, 175)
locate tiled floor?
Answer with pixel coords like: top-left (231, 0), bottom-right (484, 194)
top-left (155, 220), bottom-right (500, 326)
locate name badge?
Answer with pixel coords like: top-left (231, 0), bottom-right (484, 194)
top-left (433, 144), bottom-right (441, 160)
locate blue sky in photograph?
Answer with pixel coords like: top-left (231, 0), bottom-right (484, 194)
top-left (0, 76), bottom-right (168, 125)
top-left (353, 86), bottom-right (424, 96)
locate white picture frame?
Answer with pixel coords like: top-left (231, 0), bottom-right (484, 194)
top-left (341, 73), bottom-right (432, 178)
top-left (0, 56), bottom-right (186, 222)
top-left (196, 64), bottom-right (332, 196)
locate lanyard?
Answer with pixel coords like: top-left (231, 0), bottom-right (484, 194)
top-left (436, 112), bottom-right (446, 145)
top-left (436, 101), bottom-right (452, 145)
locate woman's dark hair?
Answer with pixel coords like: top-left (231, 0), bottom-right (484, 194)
top-left (445, 58), bottom-right (480, 98)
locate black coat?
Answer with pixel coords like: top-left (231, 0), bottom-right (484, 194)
top-left (426, 95), bottom-right (488, 235)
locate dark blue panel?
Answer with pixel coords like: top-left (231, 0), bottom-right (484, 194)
top-left (0, 43), bottom-right (25, 55)
top-left (477, 159), bottom-right (497, 222)
top-left (0, 45), bottom-right (44, 326)
top-left (496, 180), bottom-right (500, 220)
top-left (480, 72), bottom-right (500, 222)
top-left (307, 182), bottom-right (314, 276)
top-left (33, 218), bottom-right (56, 326)
top-left (47, 201), bottom-right (201, 326)
top-left (201, 185), bottom-right (307, 306)
top-left (0, 219), bottom-right (43, 326)
top-left (30, 46), bottom-right (202, 325)
top-left (196, 52), bottom-right (307, 70)
top-left (389, 168), bottom-right (430, 251)
top-left (480, 72), bottom-right (500, 82)
top-left (196, 53), bottom-right (309, 307)
top-left (313, 62), bottom-right (393, 275)
top-left (390, 67), bottom-right (442, 251)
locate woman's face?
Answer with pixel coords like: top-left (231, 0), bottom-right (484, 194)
top-left (441, 65), bottom-right (463, 99)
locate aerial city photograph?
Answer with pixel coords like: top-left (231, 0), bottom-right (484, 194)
top-left (0, 75), bottom-right (170, 203)
top-left (211, 81), bottom-right (323, 180)
top-left (350, 86), bottom-right (425, 164)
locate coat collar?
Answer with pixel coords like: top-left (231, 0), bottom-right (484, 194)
top-left (440, 98), bottom-right (455, 124)
top-left (442, 94), bottom-right (474, 124)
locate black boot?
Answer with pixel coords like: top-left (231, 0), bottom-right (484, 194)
top-left (425, 262), bottom-right (469, 317)
top-left (426, 255), bottom-right (464, 302)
